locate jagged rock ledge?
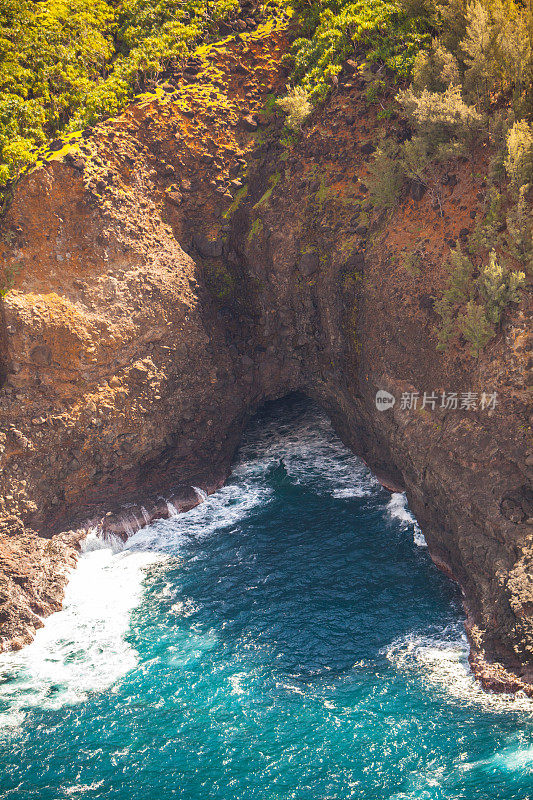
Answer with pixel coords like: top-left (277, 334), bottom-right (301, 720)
top-left (0, 472), bottom-right (231, 653)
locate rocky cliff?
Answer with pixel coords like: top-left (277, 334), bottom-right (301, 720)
top-left (0, 14), bottom-right (531, 693)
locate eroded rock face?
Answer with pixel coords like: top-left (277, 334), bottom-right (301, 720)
top-left (0, 516), bottom-right (82, 651)
top-left (0, 18), bottom-right (531, 694)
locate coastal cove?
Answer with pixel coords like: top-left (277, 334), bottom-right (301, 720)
top-left (1, 399), bottom-right (533, 800)
top-left (0, 0), bottom-right (531, 793)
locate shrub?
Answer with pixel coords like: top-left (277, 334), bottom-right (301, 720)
top-left (400, 135), bottom-right (431, 183)
top-left (365, 79), bottom-right (386, 104)
top-left (478, 249), bottom-right (525, 324)
top-left (506, 186), bottom-right (533, 273)
top-left (434, 246), bottom-right (474, 349)
top-left (505, 120), bottom-right (533, 192)
top-left (443, 245), bottom-right (474, 302)
top-left (397, 85), bottom-right (484, 158)
top-left (371, 83), bottom-right (485, 206)
top-left (468, 186), bottom-right (503, 252)
top-left (286, 0), bottom-right (433, 103)
top-left (461, 0), bottom-right (533, 111)
top-left (277, 86), bottom-right (312, 131)
top-left (487, 111), bottom-right (513, 185)
top-left (459, 301), bottom-right (494, 357)
top-left (461, 0), bottom-right (499, 107)
top-left (435, 246), bottom-right (525, 355)
top-left (435, 0), bottom-right (469, 55)
top-left (412, 38), bottom-right (460, 92)
top-left (368, 141), bottom-right (403, 210)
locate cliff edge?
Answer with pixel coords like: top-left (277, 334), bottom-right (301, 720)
top-left (0, 15), bottom-right (531, 694)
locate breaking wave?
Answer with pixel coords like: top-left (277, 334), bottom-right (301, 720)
top-left (1, 397), bottom-right (531, 800)
top-left (0, 535), bottom-right (161, 728)
top-left (384, 624), bottom-right (533, 713)
top-left (387, 492), bottom-right (427, 547)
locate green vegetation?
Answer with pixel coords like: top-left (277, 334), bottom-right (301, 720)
top-left (368, 139), bottom-right (403, 210)
top-left (204, 261), bottom-right (236, 301)
top-left (0, 0), bottom-right (239, 187)
top-left (254, 171), bottom-right (281, 208)
top-left (401, 246), bottom-right (423, 275)
top-left (276, 0), bottom-right (532, 357)
top-left (277, 86), bottom-right (312, 130)
top-left (315, 176), bottom-right (334, 206)
top-left (223, 184), bottom-right (249, 219)
top-left (479, 249), bottom-right (525, 325)
top-left (285, 0), bottom-right (433, 103)
top-left (0, 259), bottom-right (21, 296)
top-left (286, 0), bottom-right (533, 187)
top-left (435, 246), bottom-right (525, 356)
top-left (458, 301), bottom-right (494, 358)
top-left (506, 185), bottom-right (533, 272)
top-left (505, 121), bottom-right (533, 193)
top-left (284, 0), bottom-right (533, 112)
top-left (247, 218), bottom-right (264, 242)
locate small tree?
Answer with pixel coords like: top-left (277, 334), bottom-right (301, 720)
top-left (397, 86), bottom-right (483, 159)
top-left (412, 38), bottom-right (461, 92)
top-left (368, 140), bottom-right (404, 210)
top-left (459, 300), bottom-right (494, 357)
top-left (461, 0), bottom-right (498, 107)
top-left (435, 246), bottom-right (475, 349)
top-left (505, 120), bottom-right (533, 192)
top-left (478, 249), bottom-right (525, 324)
top-left (506, 185), bottom-right (533, 273)
top-left (461, 0), bottom-right (533, 110)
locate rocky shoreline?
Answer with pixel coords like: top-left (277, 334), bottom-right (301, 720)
top-left (0, 14), bottom-right (531, 694)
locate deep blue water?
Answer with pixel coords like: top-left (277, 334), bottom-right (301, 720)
top-left (1, 398), bottom-right (533, 800)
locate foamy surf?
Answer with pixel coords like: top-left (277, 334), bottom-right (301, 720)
top-left (124, 482), bottom-right (270, 555)
top-left (0, 533), bottom-right (162, 728)
top-left (458, 740), bottom-right (533, 774)
top-left (384, 625), bottom-right (533, 713)
top-left (0, 479), bottom-right (270, 726)
top-left (387, 492), bottom-right (427, 547)
top-left (235, 405), bottom-right (380, 500)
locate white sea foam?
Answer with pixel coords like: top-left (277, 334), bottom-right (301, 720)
top-left (458, 742), bottom-right (533, 774)
top-left (124, 482), bottom-right (270, 555)
top-left (384, 625), bottom-right (533, 713)
top-left (63, 781), bottom-right (105, 796)
top-left (387, 492), bottom-right (427, 547)
top-left (0, 534), bottom-right (162, 728)
top-left (228, 673), bottom-right (246, 695)
top-left (169, 598), bottom-right (201, 617)
top-left (0, 471), bottom-right (269, 725)
top-left (235, 405), bottom-right (378, 500)
top-left (0, 402), bottom-right (424, 729)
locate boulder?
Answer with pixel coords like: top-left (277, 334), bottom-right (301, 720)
top-left (410, 181), bottom-right (427, 201)
top-left (166, 190), bottom-right (183, 207)
top-left (30, 345), bottom-right (52, 366)
top-left (299, 251), bottom-right (320, 276)
top-left (240, 115), bottom-right (258, 132)
top-left (360, 141), bottom-right (375, 155)
top-left (192, 233), bottom-right (223, 259)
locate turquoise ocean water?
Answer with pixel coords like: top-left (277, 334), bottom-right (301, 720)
top-left (1, 397), bottom-right (533, 799)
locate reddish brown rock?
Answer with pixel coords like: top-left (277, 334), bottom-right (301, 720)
top-left (0, 16), bottom-right (531, 700)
